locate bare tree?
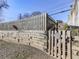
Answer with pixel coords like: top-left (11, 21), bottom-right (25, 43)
top-left (23, 13), bottom-right (30, 18)
top-left (0, 0), bottom-right (9, 22)
top-left (18, 13), bottom-right (30, 20)
top-left (31, 11), bottom-right (41, 16)
top-left (18, 11), bottom-right (42, 20)
top-left (18, 13), bottom-right (22, 20)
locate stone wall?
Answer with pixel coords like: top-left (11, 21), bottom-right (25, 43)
top-left (0, 30), bottom-right (47, 51)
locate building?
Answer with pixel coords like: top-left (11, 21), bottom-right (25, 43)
top-left (0, 13), bottom-right (56, 31)
top-left (68, 0), bottom-right (79, 26)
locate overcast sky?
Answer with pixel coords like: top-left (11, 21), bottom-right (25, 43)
top-left (3, 0), bottom-right (72, 22)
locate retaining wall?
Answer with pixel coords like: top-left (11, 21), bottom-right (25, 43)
top-left (0, 30), bottom-right (47, 51)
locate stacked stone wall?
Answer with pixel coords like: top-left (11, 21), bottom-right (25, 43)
top-left (0, 30), bottom-right (47, 51)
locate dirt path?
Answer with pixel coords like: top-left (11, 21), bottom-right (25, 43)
top-left (0, 40), bottom-right (55, 59)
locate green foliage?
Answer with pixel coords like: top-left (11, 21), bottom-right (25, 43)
top-left (71, 29), bottom-right (79, 36)
top-left (63, 24), bottom-right (69, 30)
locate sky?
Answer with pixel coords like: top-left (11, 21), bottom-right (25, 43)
top-left (3, 0), bottom-right (72, 22)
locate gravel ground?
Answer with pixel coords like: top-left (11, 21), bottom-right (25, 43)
top-left (0, 40), bottom-right (55, 59)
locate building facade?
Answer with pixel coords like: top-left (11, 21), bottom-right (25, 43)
top-left (68, 0), bottom-right (79, 26)
top-left (0, 13), bottom-right (55, 31)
